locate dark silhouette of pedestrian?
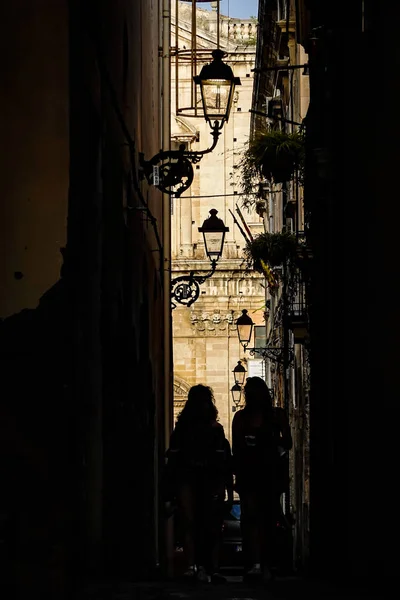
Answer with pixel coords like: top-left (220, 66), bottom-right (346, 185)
top-left (166, 384), bottom-right (231, 583)
top-left (208, 437), bottom-right (234, 583)
top-left (232, 377), bottom-right (292, 580)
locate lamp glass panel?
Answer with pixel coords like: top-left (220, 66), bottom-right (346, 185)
top-left (201, 79), bottom-right (232, 120)
top-left (234, 368), bottom-right (246, 386)
top-left (203, 230), bottom-right (225, 260)
top-left (231, 387), bottom-right (242, 405)
top-left (237, 323), bottom-right (252, 346)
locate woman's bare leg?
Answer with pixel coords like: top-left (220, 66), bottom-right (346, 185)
top-left (177, 483), bottom-right (196, 569)
top-left (240, 491), bottom-right (263, 567)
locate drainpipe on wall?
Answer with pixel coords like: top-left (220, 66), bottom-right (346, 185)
top-left (162, 0), bottom-right (174, 579)
top-left (266, 189), bottom-right (276, 392)
top-left (262, 195), bottom-right (272, 390)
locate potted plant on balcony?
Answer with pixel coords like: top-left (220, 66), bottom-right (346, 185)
top-left (244, 129), bottom-right (305, 184)
top-left (244, 230), bottom-right (298, 272)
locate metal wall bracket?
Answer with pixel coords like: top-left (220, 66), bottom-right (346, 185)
top-left (170, 262), bottom-right (216, 309)
top-left (139, 121), bottom-right (223, 197)
top-left (248, 346), bottom-right (294, 365)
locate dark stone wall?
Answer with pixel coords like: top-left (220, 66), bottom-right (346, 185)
top-left (1, 0), bottom-right (165, 595)
top-left (304, 0), bottom-right (397, 586)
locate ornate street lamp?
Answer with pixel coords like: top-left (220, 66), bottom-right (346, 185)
top-left (139, 49), bottom-right (241, 197)
top-left (198, 208), bottom-right (229, 265)
top-left (232, 360), bottom-right (246, 386)
top-left (231, 383), bottom-right (242, 411)
top-left (236, 307), bottom-right (294, 365)
top-left (171, 209), bottom-right (229, 309)
top-left (194, 49), bottom-right (241, 126)
top-left (236, 309), bottom-right (254, 351)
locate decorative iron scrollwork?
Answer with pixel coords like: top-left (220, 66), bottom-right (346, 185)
top-left (171, 277), bottom-right (200, 309)
top-left (171, 262), bottom-right (217, 309)
top-left (139, 121), bottom-right (223, 196)
top-left (248, 346), bottom-right (294, 365)
top-left (140, 149), bottom-right (194, 197)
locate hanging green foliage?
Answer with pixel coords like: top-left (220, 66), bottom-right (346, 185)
top-left (244, 230), bottom-right (298, 271)
top-left (236, 128), bottom-right (305, 206)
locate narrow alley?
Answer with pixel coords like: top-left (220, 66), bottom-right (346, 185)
top-left (0, 1), bottom-right (396, 599)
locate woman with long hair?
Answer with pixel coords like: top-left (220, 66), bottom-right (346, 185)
top-left (232, 377), bottom-right (292, 580)
top-left (174, 383), bottom-right (218, 429)
top-left (167, 384), bottom-right (232, 583)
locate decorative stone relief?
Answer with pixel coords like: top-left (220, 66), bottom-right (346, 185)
top-left (174, 375), bottom-right (191, 398)
top-left (173, 376), bottom-right (191, 416)
top-left (189, 309), bottom-right (240, 336)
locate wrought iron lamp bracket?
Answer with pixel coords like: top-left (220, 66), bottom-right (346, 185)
top-left (171, 261), bottom-right (217, 309)
top-left (248, 346), bottom-right (294, 365)
top-left (139, 121), bottom-right (223, 197)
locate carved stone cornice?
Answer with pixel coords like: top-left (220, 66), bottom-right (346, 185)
top-left (190, 308), bottom-right (240, 336)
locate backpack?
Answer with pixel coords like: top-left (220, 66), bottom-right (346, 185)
top-left (181, 423), bottom-right (226, 470)
top-left (235, 408), bottom-right (289, 493)
top-left (168, 421), bottom-right (226, 475)
top-left (235, 411), bottom-right (279, 478)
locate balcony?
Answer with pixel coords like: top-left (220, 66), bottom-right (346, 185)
top-left (287, 272), bottom-right (309, 343)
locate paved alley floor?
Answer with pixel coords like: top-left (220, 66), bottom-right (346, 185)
top-left (76, 573), bottom-right (387, 600)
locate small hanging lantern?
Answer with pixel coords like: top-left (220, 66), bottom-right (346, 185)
top-left (231, 383), bottom-right (242, 408)
top-left (232, 361), bottom-right (246, 386)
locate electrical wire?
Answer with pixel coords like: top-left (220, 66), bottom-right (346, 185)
top-left (183, 190), bottom-right (281, 198)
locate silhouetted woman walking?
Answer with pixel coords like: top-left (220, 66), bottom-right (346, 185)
top-left (232, 377), bottom-right (292, 580)
top-left (167, 384), bottom-right (230, 582)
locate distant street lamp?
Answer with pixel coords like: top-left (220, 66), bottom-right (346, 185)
top-left (232, 360), bottom-right (246, 386)
top-left (236, 309), bottom-right (254, 350)
top-left (231, 383), bottom-right (242, 410)
top-left (236, 307), bottom-right (294, 364)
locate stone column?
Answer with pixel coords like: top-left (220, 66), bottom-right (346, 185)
top-left (179, 192), bottom-right (193, 258)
